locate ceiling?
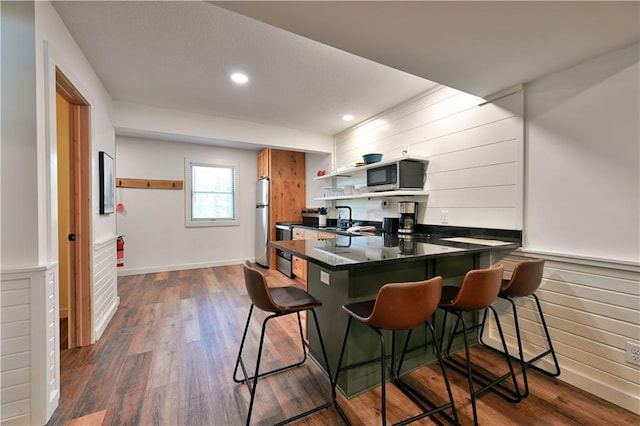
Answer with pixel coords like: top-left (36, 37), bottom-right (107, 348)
top-left (53, 1), bottom-right (639, 138)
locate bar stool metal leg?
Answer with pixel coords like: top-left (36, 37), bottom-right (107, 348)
top-left (394, 323), bottom-right (460, 426)
top-left (441, 307), bottom-right (521, 426)
top-left (233, 309), bottom-right (307, 386)
top-left (479, 293), bottom-right (561, 398)
top-left (438, 264), bottom-right (521, 426)
top-left (479, 258), bottom-right (561, 399)
top-left (333, 277), bottom-right (459, 426)
top-left (235, 262), bottom-right (349, 425)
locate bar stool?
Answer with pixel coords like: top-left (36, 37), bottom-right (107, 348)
top-left (333, 276), bottom-right (459, 426)
top-left (438, 264), bottom-right (521, 426)
top-left (479, 257), bottom-right (560, 398)
top-left (233, 261), bottom-right (347, 426)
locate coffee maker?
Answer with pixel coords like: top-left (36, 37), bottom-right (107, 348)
top-left (397, 201), bottom-right (418, 234)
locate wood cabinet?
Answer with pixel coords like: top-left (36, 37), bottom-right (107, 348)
top-left (258, 148), bottom-right (305, 269)
top-left (292, 227), bottom-right (306, 240)
top-left (257, 149), bottom-right (270, 179)
top-left (292, 256), bottom-right (307, 283)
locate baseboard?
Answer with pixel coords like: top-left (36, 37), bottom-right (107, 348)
top-left (116, 258), bottom-right (252, 277)
top-left (482, 335), bottom-right (639, 415)
top-left (94, 296), bottom-right (120, 341)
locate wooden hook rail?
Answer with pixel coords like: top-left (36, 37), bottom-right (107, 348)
top-left (116, 178), bottom-right (184, 190)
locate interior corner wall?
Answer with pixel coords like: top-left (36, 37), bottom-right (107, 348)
top-left (115, 136), bottom-right (258, 275)
top-left (525, 43), bottom-right (639, 263)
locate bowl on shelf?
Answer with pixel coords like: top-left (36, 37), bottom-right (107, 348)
top-left (363, 153), bottom-right (383, 164)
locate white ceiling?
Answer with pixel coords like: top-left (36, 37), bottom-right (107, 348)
top-left (53, 1), bottom-right (639, 138)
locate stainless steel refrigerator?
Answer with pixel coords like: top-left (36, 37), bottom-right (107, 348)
top-left (255, 177), bottom-right (270, 267)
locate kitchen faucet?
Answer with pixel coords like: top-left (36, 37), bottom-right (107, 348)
top-left (335, 205), bottom-right (352, 229)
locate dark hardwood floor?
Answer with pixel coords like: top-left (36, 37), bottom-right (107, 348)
top-left (60, 317), bottom-right (68, 350)
top-left (48, 265), bottom-right (639, 425)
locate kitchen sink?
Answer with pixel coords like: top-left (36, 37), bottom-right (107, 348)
top-left (319, 226), bottom-right (350, 233)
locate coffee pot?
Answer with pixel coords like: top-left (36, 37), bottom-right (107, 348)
top-left (397, 201), bottom-right (418, 234)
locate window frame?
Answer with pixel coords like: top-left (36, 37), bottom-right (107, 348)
top-left (184, 158), bottom-right (239, 228)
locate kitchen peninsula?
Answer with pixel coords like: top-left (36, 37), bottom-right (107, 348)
top-left (271, 232), bottom-right (520, 397)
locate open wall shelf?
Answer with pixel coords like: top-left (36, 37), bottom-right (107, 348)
top-left (314, 190), bottom-right (429, 201)
top-left (314, 155), bottom-right (429, 180)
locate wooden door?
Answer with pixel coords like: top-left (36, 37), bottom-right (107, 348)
top-left (56, 69), bottom-right (92, 347)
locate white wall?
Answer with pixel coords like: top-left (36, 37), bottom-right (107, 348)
top-left (36, 1), bottom-right (117, 252)
top-left (1, 1), bottom-right (39, 268)
top-left (114, 101), bottom-right (334, 154)
top-left (517, 44), bottom-right (640, 413)
top-left (115, 136), bottom-right (259, 275)
top-left (526, 43), bottom-right (639, 264)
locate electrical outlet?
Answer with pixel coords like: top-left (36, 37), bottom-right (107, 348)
top-left (320, 270), bottom-right (330, 286)
top-left (625, 341), bottom-right (640, 366)
top-left (441, 210), bottom-right (449, 224)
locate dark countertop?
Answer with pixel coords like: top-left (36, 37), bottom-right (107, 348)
top-left (271, 233), bottom-right (520, 271)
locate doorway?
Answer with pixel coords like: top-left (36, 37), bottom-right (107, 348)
top-left (56, 68), bottom-right (92, 348)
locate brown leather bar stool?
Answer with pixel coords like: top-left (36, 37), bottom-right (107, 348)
top-left (233, 261), bottom-right (348, 426)
top-left (333, 276), bottom-right (459, 426)
top-left (479, 257), bottom-right (561, 398)
top-left (438, 264), bottom-right (521, 426)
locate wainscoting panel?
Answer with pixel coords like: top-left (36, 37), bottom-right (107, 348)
top-left (93, 237), bottom-right (120, 341)
top-left (483, 252), bottom-right (640, 414)
top-left (1, 264), bottom-right (59, 425)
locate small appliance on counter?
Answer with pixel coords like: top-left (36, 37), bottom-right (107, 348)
top-left (382, 217), bottom-right (399, 233)
top-left (397, 201), bottom-right (418, 234)
top-left (302, 208), bottom-right (321, 227)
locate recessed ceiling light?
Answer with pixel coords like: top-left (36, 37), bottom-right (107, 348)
top-left (231, 72), bottom-right (249, 84)
top-left (342, 114), bottom-right (354, 122)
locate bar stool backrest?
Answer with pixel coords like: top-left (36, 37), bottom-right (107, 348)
top-left (243, 261), bottom-right (280, 313)
top-left (363, 276), bottom-right (443, 330)
top-left (500, 258), bottom-right (545, 298)
top-left (449, 264), bottom-right (504, 311)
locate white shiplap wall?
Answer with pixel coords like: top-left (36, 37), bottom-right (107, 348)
top-left (485, 252), bottom-right (640, 414)
top-left (93, 237), bottom-right (120, 340)
top-left (333, 86), bottom-right (523, 230)
top-left (1, 266), bottom-right (60, 425)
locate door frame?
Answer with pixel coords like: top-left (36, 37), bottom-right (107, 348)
top-left (56, 68), bottom-right (92, 347)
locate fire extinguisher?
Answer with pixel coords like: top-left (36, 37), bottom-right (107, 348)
top-left (117, 236), bottom-right (125, 268)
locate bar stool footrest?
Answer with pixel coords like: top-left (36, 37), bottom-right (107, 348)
top-left (443, 356), bottom-right (521, 403)
top-left (392, 377), bottom-right (459, 426)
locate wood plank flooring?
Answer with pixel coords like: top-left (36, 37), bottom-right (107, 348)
top-left (47, 265), bottom-right (639, 425)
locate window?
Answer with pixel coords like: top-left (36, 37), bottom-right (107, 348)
top-left (185, 159), bottom-right (238, 227)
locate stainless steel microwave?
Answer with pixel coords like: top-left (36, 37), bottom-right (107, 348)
top-left (366, 159), bottom-right (425, 192)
